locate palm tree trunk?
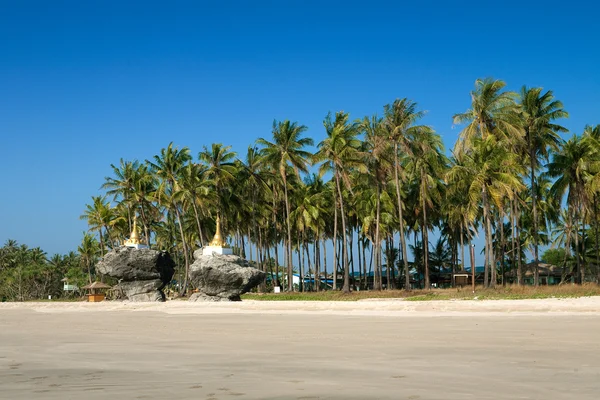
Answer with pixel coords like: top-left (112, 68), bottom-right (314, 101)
top-left (460, 225), bottom-right (465, 272)
top-left (500, 211), bottom-right (506, 286)
top-left (333, 193), bottom-right (338, 290)
top-left (530, 143), bottom-right (540, 286)
top-left (282, 173), bottom-right (293, 292)
top-left (394, 143), bottom-right (411, 290)
top-left (516, 201), bottom-right (523, 285)
top-left (190, 201), bottom-right (205, 247)
top-left (375, 182), bottom-right (382, 290)
top-left (174, 204), bottom-right (190, 296)
top-left (581, 209), bottom-right (587, 283)
top-left (574, 208), bottom-right (581, 284)
top-left (362, 236), bottom-right (368, 289)
top-left (322, 237), bottom-right (328, 291)
top-left (422, 194), bottom-right (430, 289)
top-left (335, 171), bottom-right (350, 293)
top-left (482, 187), bottom-right (493, 288)
top-left (510, 199), bottom-right (516, 284)
top-left (595, 196), bottom-right (600, 284)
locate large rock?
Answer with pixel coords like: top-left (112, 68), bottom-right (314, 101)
top-left (96, 247), bottom-right (175, 302)
top-left (189, 249), bottom-right (265, 301)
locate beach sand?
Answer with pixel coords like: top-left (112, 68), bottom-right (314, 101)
top-left (1, 298), bottom-right (599, 399)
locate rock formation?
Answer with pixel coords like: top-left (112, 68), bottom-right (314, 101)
top-left (189, 249), bottom-right (265, 301)
top-left (96, 247), bottom-right (175, 301)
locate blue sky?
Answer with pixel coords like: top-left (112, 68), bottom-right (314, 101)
top-left (1, 0), bottom-right (598, 260)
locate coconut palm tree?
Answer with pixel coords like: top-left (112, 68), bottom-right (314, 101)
top-left (315, 111), bottom-right (364, 293)
top-left (447, 135), bottom-right (524, 287)
top-left (78, 232), bottom-right (100, 284)
top-left (547, 135), bottom-right (594, 283)
top-left (405, 127), bottom-right (447, 289)
top-left (198, 143), bottom-right (238, 219)
top-left (519, 86), bottom-right (568, 285)
top-left (360, 115), bottom-right (394, 289)
top-left (256, 120), bottom-right (313, 291)
top-left (147, 143), bottom-right (192, 295)
top-left (80, 195), bottom-right (116, 255)
top-left (383, 98), bottom-right (429, 290)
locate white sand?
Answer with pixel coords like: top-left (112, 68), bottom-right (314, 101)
top-left (1, 298), bottom-right (600, 399)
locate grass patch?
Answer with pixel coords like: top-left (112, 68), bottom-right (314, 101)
top-left (242, 283), bottom-right (600, 302)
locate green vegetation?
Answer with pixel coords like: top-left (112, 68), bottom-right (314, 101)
top-left (4, 77), bottom-right (600, 301)
top-left (243, 284), bottom-right (600, 301)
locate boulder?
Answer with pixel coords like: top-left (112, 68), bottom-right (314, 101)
top-left (189, 249), bottom-right (265, 301)
top-left (96, 247), bottom-right (175, 302)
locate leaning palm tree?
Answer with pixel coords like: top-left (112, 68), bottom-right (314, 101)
top-left (519, 86), bottom-right (568, 285)
top-left (315, 111), bottom-right (364, 293)
top-left (256, 120), bottom-right (313, 292)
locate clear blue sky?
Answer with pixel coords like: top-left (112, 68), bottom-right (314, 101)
top-left (1, 0), bottom-right (598, 259)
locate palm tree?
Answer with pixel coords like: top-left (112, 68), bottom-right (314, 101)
top-left (447, 136), bottom-right (524, 287)
top-left (453, 78), bottom-right (522, 151)
top-left (405, 127), bottom-right (447, 289)
top-left (78, 232), bottom-right (100, 284)
top-left (519, 86), bottom-right (568, 285)
top-left (383, 98), bottom-right (428, 290)
top-left (147, 143), bottom-right (192, 295)
top-left (315, 111), bottom-right (363, 293)
top-left (361, 115), bottom-right (391, 290)
top-left (198, 143), bottom-right (238, 218)
top-left (102, 159), bottom-right (142, 230)
top-left (547, 135), bottom-right (593, 283)
top-left (80, 195), bottom-right (116, 255)
top-left (256, 120), bottom-right (313, 292)
top-left (178, 163), bottom-right (214, 247)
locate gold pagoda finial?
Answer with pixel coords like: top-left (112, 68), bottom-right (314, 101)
top-left (124, 217), bottom-right (141, 246)
top-left (209, 215), bottom-right (228, 247)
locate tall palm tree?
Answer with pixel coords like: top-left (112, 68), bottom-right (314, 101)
top-left (405, 127), bottom-right (447, 289)
top-left (519, 86), bottom-right (568, 285)
top-left (361, 115), bottom-right (390, 290)
top-left (147, 143), bottom-right (192, 294)
top-left (383, 98), bottom-right (428, 290)
top-left (447, 136), bottom-right (524, 287)
top-left (547, 135), bottom-right (593, 283)
top-left (316, 111), bottom-right (363, 293)
top-left (256, 120), bottom-right (313, 291)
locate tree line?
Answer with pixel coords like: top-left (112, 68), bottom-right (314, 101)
top-left (3, 77), bottom-right (600, 300)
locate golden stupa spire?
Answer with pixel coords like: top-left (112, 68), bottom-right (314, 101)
top-left (209, 215), bottom-right (228, 247)
top-left (124, 217), bottom-right (141, 246)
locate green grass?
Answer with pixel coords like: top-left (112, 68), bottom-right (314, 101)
top-left (242, 283), bottom-right (600, 302)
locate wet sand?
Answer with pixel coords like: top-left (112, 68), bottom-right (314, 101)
top-left (1, 299), bottom-right (599, 399)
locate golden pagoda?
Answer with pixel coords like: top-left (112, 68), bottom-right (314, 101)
top-left (124, 218), bottom-right (148, 249)
top-left (203, 215), bottom-right (232, 255)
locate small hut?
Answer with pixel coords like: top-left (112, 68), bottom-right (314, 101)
top-left (82, 281), bottom-right (112, 302)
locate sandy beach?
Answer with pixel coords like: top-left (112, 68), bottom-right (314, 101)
top-left (1, 298), bottom-right (600, 399)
